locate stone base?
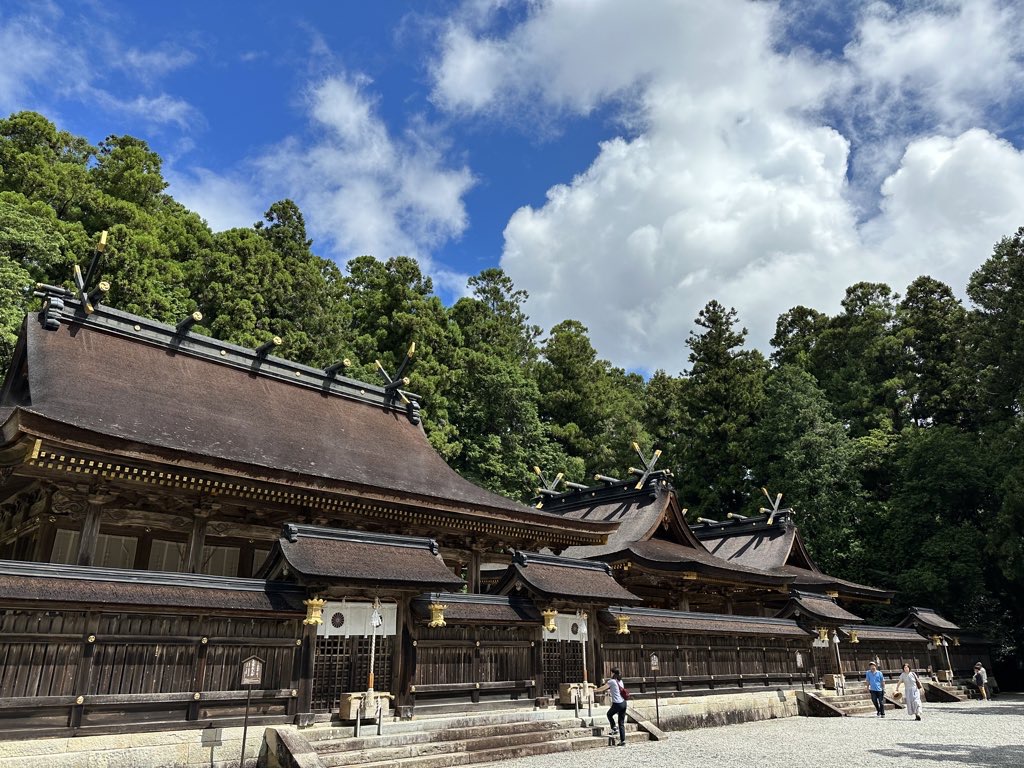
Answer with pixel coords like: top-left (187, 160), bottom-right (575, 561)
top-left (0, 725), bottom-right (269, 768)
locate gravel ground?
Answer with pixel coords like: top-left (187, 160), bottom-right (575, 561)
top-left (480, 694), bottom-right (1024, 768)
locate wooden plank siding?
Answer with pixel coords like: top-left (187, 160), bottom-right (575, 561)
top-left (0, 608), bottom-right (302, 739)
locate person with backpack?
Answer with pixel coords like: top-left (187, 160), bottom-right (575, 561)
top-left (895, 663), bottom-right (924, 720)
top-left (596, 667), bottom-right (629, 745)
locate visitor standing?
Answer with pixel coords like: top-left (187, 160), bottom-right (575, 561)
top-left (865, 661), bottom-right (886, 717)
top-left (596, 667), bottom-right (628, 745)
top-left (973, 662), bottom-right (989, 700)
top-left (894, 663), bottom-right (923, 721)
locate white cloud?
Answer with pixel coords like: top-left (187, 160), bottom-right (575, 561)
top-left (0, 5), bottom-right (199, 131)
top-left (119, 46), bottom-right (197, 82)
top-left (167, 167), bottom-right (264, 232)
top-left (257, 73), bottom-right (475, 287)
top-left (431, 0), bottom-right (1024, 372)
top-left (0, 6), bottom-right (81, 114)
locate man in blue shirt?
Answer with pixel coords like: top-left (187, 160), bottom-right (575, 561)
top-left (865, 661), bottom-right (886, 717)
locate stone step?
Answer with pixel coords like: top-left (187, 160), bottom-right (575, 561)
top-left (312, 718), bottom-right (592, 754)
top-left (349, 731), bottom-right (648, 768)
top-left (304, 708), bottom-right (577, 742)
top-left (318, 726), bottom-right (599, 768)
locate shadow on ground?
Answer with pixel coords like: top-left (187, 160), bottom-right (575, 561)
top-left (870, 743), bottom-right (1024, 767)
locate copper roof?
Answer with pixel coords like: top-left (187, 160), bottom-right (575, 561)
top-left (776, 591), bottom-right (865, 624)
top-left (601, 606), bottom-right (811, 638)
top-left (0, 306), bottom-right (613, 542)
top-left (412, 593), bottom-right (541, 624)
top-left (260, 524), bottom-right (465, 590)
top-left (0, 560), bottom-right (305, 615)
top-left (897, 607), bottom-right (961, 633)
top-left (493, 552), bottom-right (643, 604)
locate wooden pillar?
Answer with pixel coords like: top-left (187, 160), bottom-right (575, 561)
top-left (133, 531), bottom-right (153, 571)
top-left (392, 597), bottom-right (407, 699)
top-left (295, 621), bottom-right (318, 726)
top-left (468, 549), bottom-right (482, 594)
top-left (532, 627), bottom-right (545, 701)
top-left (32, 517), bottom-right (57, 564)
top-left (185, 504), bottom-right (215, 574)
top-left (70, 612), bottom-right (100, 729)
top-left (76, 503), bottom-right (102, 567)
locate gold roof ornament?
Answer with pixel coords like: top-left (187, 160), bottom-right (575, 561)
top-left (615, 614), bottom-right (631, 635)
top-left (427, 602), bottom-right (448, 628)
top-left (303, 596), bottom-right (326, 626)
top-left (542, 608), bottom-right (558, 633)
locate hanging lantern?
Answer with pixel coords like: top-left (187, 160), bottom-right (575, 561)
top-left (427, 602), bottom-right (448, 628)
top-left (849, 630), bottom-right (860, 644)
top-left (832, 630), bottom-right (841, 645)
top-left (615, 614), bottom-right (631, 635)
top-left (303, 596), bottom-right (325, 626)
top-left (542, 608), bottom-right (558, 633)
top-left (812, 627), bottom-right (828, 648)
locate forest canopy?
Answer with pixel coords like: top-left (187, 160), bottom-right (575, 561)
top-left (1, 111), bottom-right (1021, 664)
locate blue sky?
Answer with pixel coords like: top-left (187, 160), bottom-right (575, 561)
top-left (2, 0), bottom-right (1023, 374)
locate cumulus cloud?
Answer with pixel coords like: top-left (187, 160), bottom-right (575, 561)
top-left (167, 167), bottom-right (264, 232)
top-left (257, 73), bottom-right (476, 292)
top-left (431, 0), bottom-right (1024, 372)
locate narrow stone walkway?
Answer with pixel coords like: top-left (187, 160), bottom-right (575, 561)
top-left (480, 694), bottom-right (1024, 768)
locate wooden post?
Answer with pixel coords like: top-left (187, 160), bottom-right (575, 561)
top-left (185, 507), bottom-right (212, 574)
top-left (468, 549), bottom-right (482, 594)
top-left (76, 503), bottom-right (102, 567)
top-left (392, 598), bottom-right (407, 702)
top-left (32, 516), bottom-right (57, 563)
top-left (188, 621), bottom-right (210, 721)
top-left (295, 622), bottom-right (317, 725)
top-left (70, 612), bottom-right (100, 729)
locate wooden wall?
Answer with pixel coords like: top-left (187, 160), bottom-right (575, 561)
top-left (0, 608), bottom-right (303, 739)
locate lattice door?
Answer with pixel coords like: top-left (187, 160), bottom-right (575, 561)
top-left (541, 639), bottom-right (584, 697)
top-left (312, 635), bottom-right (393, 711)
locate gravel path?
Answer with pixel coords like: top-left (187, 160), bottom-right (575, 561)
top-left (480, 694), bottom-right (1024, 768)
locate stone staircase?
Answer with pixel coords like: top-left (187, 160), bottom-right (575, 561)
top-left (925, 680), bottom-right (976, 702)
top-left (820, 690), bottom-right (899, 717)
top-left (274, 707), bottom-right (651, 768)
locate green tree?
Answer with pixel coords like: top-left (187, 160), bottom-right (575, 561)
top-left (897, 276), bottom-right (972, 427)
top-left (746, 365), bottom-right (857, 571)
top-left (676, 300), bottom-right (768, 518)
top-left (810, 282), bottom-right (906, 437)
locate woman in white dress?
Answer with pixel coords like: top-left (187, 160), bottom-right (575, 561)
top-left (895, 662), bottom-right (923, 720)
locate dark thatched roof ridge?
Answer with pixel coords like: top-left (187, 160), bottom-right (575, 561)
top-left (259, 523), bottom-right (465, 590)
top-left (412, 593), bottom-right (542, 624)
top-left (776, 590), bottom-right (865, 624)
top-left (897, 606), bottom-right (961, 633)
top-left (0, 559), bottom-right (305, 614)
top-left (601, 605), bottom-right (811, 638)
top-left (493, 551), bottom-right (643, 604)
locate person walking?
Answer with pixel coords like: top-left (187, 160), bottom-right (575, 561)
top-left (865, 661), bottom-right (886, 717)
top-left (595, 667), bottom-right (628, 745)
top-left (895, 663), bottom-right (923, 721)
top-left (973, 662), bottom-right (989, 700)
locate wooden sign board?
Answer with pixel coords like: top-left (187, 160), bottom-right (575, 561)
top-left (649, 653), bottom-right (660, 671)
top-left (241, 656), bottom-right (264, 686)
